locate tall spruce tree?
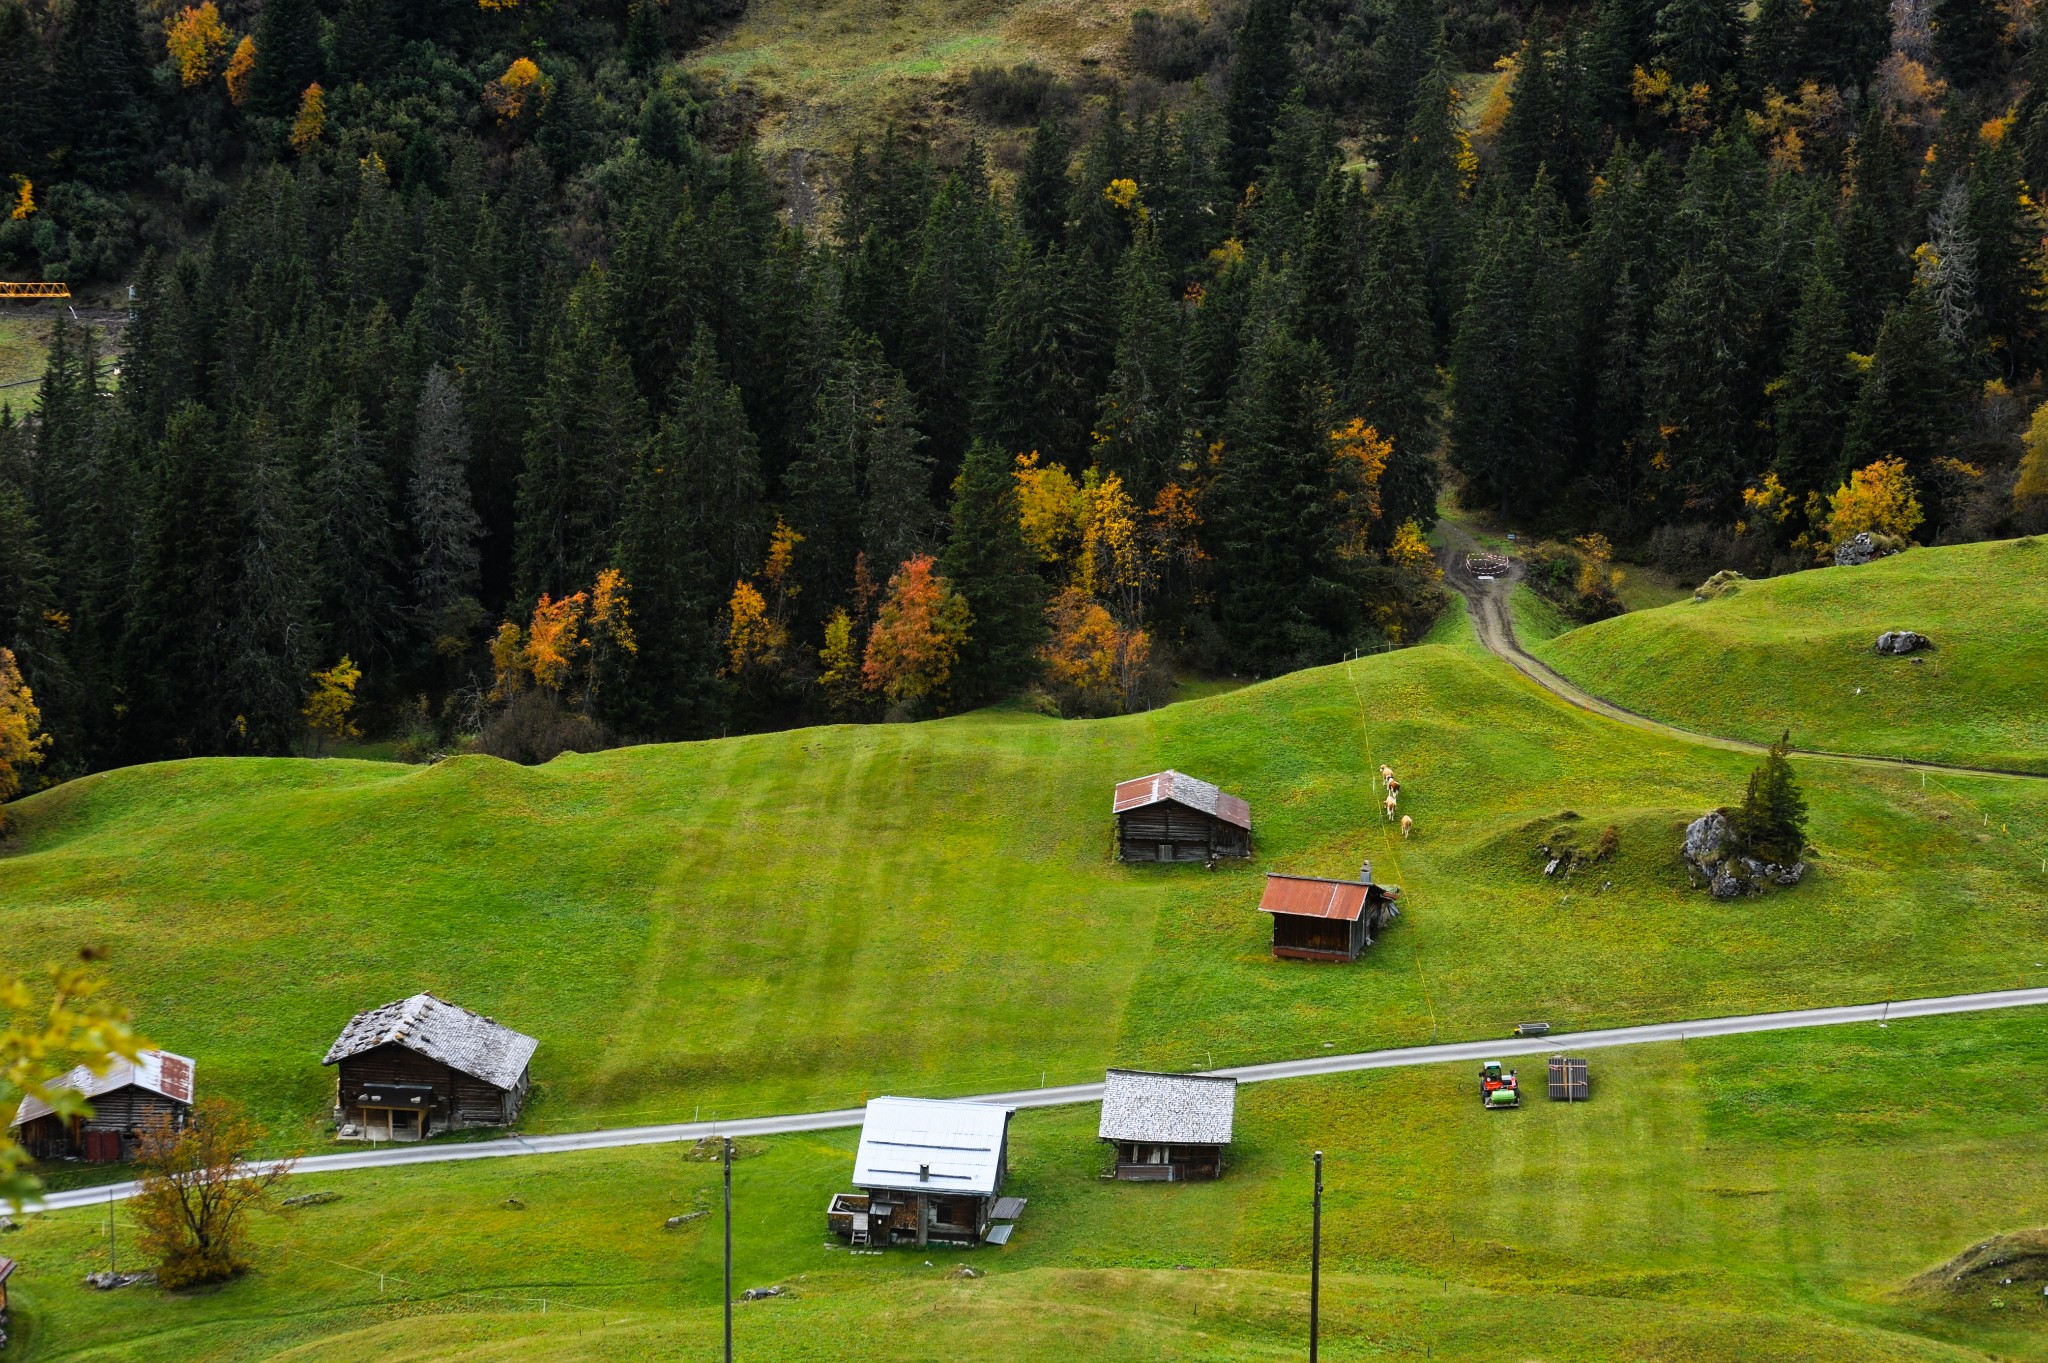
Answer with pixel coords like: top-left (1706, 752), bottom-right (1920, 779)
top-left (308, 401), bottom-right (401, 670)
top-left (1772, 233), bottom-right (1859, 501)
top-left (409, 367), bottom-right (484, 629)
top-left (940, 441), bottom-right (1046, 704)
top-left (247, 0), bottom-right (324, 120)
top-left (1221, 0), bottom-right (1295, 195)
top-left (1349, 201), bottom-right (1441, 538)
top-left (1097, 223), bottom-right (1187, 501)
top-left (1654, 0), bottom-right (1747, 88)
top-left (56, 0), bottom-right (151, 185)
top-left (1733, 731), bottom-right (1808, 864)
top-left (1841, 297), bottom-right (1968, 530)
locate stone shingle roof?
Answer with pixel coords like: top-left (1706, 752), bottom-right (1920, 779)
top-left (1112, 771), bottom-right (1252, 831)
top-left (322, 994), bottom-right (537, 1092)
top-left (1097, 1069), bottom-right (1237, 1146)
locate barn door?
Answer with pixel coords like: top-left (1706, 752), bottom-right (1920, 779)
top-left (1158, 842), bottom-right (1174, 863)
top-left (84, 1130), bottom-right (122, 1163)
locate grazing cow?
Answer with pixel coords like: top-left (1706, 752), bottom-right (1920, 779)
top-left (1401, 814), bottom-right (1414, 839)
top-left (1386, 777), bottom-right (1400, 798)
top-left (1379, 764), bottom-right (1394, 786)
top-left (1384, 792), bottom-right (1399, 821)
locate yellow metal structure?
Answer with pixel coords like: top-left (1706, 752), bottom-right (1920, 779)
top-left (0, 282), bottom-right (70, 299)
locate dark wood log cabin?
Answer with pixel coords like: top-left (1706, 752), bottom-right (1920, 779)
top-left (7, 1050), bottom-right (195, 1164)
top-left (323, 994), bottom-right (537, 1141)
top-left (1113, 770), bottom-right (1252, 863)
top-left (1258, 866), bottom-right (1402, 962)
top-left (1098, 1069), bottom-right (1237, 1181)
top-left (827, 1097), bottom-right (1015, 1248)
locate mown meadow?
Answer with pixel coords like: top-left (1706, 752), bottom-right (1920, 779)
top-left (1536, 537), bottom-right (2048, 773)
top-left (8, 1008), bottom-right (2048, 1360)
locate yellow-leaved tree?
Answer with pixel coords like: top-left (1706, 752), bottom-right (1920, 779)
top-left (301, 656), bottom-right (362, 754)
top-left (861, 556), bottom-right (971, 711)
top-left (1821, 457), bottom-right (1924, 557)
top-left (485, 57), bottom-right (550, 125)
top-left (290, 82), bottom-right (326, 153)
top-left (0, 648), bottom-right (48, 822)
top-left (2016, 402), bottom-right (2048, 526)
top-left (9, 175), bottom-right (35, 222)
top-left (164, 3), bottom-right (232, 87)
top-left (223, 35), bottom-right (256, 105)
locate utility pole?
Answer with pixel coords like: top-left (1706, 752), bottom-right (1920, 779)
top-left (1309, 1149), bottom-right (1323, 1363)
top-left (107, 1185), bottom-right (116, 1276)
top-left (733, 1129), bottom-right (741, 1358)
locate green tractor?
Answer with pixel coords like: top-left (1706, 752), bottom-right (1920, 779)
top-left (1479, 1060), bottom-right (1520, 1109)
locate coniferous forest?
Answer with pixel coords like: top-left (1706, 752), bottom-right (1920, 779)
top-left (2, 0), bottom-right (2046, 777)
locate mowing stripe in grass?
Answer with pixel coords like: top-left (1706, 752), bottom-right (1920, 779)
top-left (32, 984), bottom-right (2048, 1213)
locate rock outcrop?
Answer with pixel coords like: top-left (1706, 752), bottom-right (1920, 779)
top-left (1694, 569), bottom-right (1747, 600)
top-left (1833, 531), bottom-right (1905, 566)
top-left (1682, 811), bottom-right (1806, 899)
top-left (1875, 630), bottom-right (1930, 655)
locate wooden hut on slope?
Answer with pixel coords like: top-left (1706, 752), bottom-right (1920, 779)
top-left (1113, 770), bottom-right (1252, 863)
top-left (7, 1050), bottom-right (195, 1163)
top-left (1097, 1069), bottom-right (1237, 1181)
top-left (324, 994), bottom-right (536, 1141)
top-left (1258, 866), bottom-right (1401, 962)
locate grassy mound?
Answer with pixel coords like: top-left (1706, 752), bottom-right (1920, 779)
top-left (1534, 538), bottom-right (2048, 772)
top-left (6, 642), bottom-right (2047, 1148)
top-left (1906, 1229), bottom-right (2048, 1307)
top-left (10, 1008), bottom-right (2048, 1361)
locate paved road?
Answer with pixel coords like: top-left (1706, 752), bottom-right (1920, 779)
top-left (1435, 523), bottom-right (2048, 783)
top-left (32, 985), bottom-right (2048, 1213)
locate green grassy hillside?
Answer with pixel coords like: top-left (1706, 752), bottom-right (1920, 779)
top-left (5, 639), bottom-right (2046, 1149)
top-left (10, 1009), bottom-right (2048, 1361)
top-left (1534, 538), bottom-right (2048, 772)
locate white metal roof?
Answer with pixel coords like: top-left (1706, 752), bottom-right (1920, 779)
top-left (852, 1097), bottom-right (1013, 1197)
top-left (322, 994), bottom-right (537, 1091)
top-left (1097, 1069), bottom-right (1236, 1145)
top-left (9, 1049), bottom-right (196, 1127)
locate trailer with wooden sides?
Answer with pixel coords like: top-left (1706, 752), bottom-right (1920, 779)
top-left (1547, 1055), bottom-right (1590, 1102)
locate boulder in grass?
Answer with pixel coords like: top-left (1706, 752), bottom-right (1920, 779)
top-left (1682, 811), bottom-right (1806, 899)
top-left (1833, 531), bottom-right (1906, 566)
top-left (1875, 630), bottom-right (1930, 655)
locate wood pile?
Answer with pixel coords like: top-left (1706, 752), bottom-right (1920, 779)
top-left (1466, 553), bottom-right (1512, 577)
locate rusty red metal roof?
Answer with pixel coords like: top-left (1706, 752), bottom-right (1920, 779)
top-left (1112, 770), bottom-right (1252, 830)
top-left (0, 1256), bottom-right (14, 1283)
top-left (1258, 874), bottom-right (1371, 921)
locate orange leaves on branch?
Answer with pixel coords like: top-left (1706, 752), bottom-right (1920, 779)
top-left (589, 568), bottom-right (637, 659)
top-left (165, 3), bottom-right (232, 87)
top-left (1329, 418), bottom-right (1392, 557)
top-left (861, 555), bottom-right (971, 709)
top-left (223, 35), bottom-right (255, 106)
top-left (524, 591), bottom-right (588, 693)
top-left (1039, 586), bottom-right (1150, 716)
top-left (1083, 471), bottom-right (1151, 621)
top-left (485, 57), bottom-right (551, 125)
top-left (289, 82), bottom-right (326, 153)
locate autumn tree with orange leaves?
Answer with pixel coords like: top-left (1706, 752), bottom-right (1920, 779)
top-left (862, 556), bottom-right (971, 712)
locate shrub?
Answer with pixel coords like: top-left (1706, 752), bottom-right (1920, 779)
top-left (475, 689), bottom-right (609, 765)
top-left (964, 63), bottom-right (1066, 123)
top-left (1128, 9), bottom-right (1225, 83)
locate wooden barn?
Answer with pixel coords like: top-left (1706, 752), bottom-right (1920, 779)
top-left (1113, 770), bottom-right (1252, 863)
top-left (7, 1049), bottom-right (195, 1164)
top-left (0, 1255), bottom-right (14, 1316)
top-left (827, 1097), bottom-right (1020, 1248)
top-left (1258, 865), bottom-right (1401, 962)
top-left (323, 994), bottom-right (536, 1142)
top-left (1097, 1069), bottom-right (1237, 1181)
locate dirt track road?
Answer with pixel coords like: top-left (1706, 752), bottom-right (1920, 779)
top-left (1434, 522), bottom-right (2048, 784)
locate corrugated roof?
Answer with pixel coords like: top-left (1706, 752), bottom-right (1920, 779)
top-left (0, 1256), bottom-right (14, 1284)
top-left (8, 1050), bottom-right (197, 1128)
top-left (1098, 1069), bottom-right (1237, 1145)
top-left (1258, 873), bottom-right (1372, 921)
top-left (1112, 770), bottom-right (1252, 831)
top-left (852, 1096), bottom-right (1012, 1196)
top-left (322, 994), bottom-right (537, 1092)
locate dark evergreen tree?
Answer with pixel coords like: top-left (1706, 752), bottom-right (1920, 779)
top-left (1016, 118), bottom-right (1074, 252)
top-left (1349, 201), bottom-right (1441, 539)
top-left (1364, 0), bottom-right (1442, 161)
top-left (625, 0), bottom-right (668, 76)
top-left (1931, 0), bottom-right (2003, 86)
top-left (1841, 298), bottom-right (1969, 531)
top-left (973, 244), bottom-right (1089, 465)
top-left (1733, 731), bottom-right (1808, 864)
top-left (1221, 0), bottom-right (1295, 195)
top-left (1654, 0), bottom-right (1747, 88)
top-left (55, 0), bottom-right (151, 185)
top-left (409, 367), bottom-right (484, 629)
top-left (1772, 232), bottom-right (1859, 501)
top-left (637, 88), bottom-right (690, 165)
top-left (940, 440), bottom-right (1046, 704)
top-left (1838, 109), bottom-right (1918, 348)
top-left (1211, 275), bottom-right (1358, 667)
top-left (514, 294), bottom-right (649, 603)
top-left (308, 401), bottom-right (402, 670)
top-left (1098, 223), bottom-right (1187, 501)
top-left (904, 167), bottom-right (999, 482)
top-left (248, 0), bottom-right (325, 120)
top-left (1796, 0), bottom-right (1890, 92)
top-left (232, 413), bottom-right (318, 753)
